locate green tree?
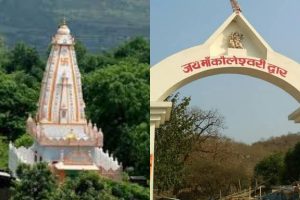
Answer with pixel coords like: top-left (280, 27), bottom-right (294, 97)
top-left (0, 71), bottom-right (38, 140)
top-left (11, 163), bottom-right (57, 200)
top-left (110, 181), bottom-right (149, 200)
top-left (254, 153), bottom-right (284, 187)
top-left (114, 37), bottom-right (149, 64)
top-left (5, 43), bottom-right (44, 80)
top-left (76, 37), bottom-right (149, 74)
top-left (283, 142), bottom-right (300, 183)
top-left (154, 94), bottom-right (224, 193)
top-left (83, 59), bottom-right (149, 174)
top-left (55, 172), bottom-right (107, 200)
top-left (74, 40), bottom-right (87, 66)
top-left (117, 122), bottom-right (149, 177)
top-left (0, 36), bottom-right (9, 70)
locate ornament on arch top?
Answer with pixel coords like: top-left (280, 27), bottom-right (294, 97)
top-left (230, 0), bottom-right (242, 14)
top-left (228, 32), bottom-right (244, 49)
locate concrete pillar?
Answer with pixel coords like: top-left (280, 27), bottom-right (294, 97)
top-left (150, 101), bottom-right (172, 200)
top-left (150, 122), bottom-right (156, 200)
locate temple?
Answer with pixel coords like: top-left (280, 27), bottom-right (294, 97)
top-left (8, 21), bottom-right (122, 180)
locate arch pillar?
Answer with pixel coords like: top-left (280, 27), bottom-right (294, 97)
top-left (150, 101), bottom-right (172, 200)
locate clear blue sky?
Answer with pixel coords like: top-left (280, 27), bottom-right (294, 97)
top-left (151, 0), bottom-right (300, 144)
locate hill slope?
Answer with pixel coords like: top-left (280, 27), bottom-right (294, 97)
top-left (252, 132), bottom-right (300, 154)
top-left (0, 0), bottom-right (149, 54)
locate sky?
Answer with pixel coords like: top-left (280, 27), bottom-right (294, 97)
top-left (151, 0), bottom-right (300, 144)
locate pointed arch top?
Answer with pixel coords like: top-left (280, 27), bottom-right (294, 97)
top-left (150, 11), bottom-right (300, 123)
top-left (203, 12), bottom-right (273, 52)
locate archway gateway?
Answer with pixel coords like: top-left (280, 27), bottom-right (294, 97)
top-left (150, 2), bottom-right (300, 200)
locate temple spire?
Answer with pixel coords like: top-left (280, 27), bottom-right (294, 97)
top-left (37, 22), bottom-right (85, 123)
top-left (230, 0), bottom-right (242, 14)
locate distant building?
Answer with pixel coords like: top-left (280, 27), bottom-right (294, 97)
top-left (9, 21), bottom-right (121, 180)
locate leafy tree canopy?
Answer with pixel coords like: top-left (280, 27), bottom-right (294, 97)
top-left (0, 71), bottom-right (38, 140)
top-left (254, 153), bottom-right (284, 187)
top-left (11, 163), bottom-right (57, 200)
top-left (154, 94), bottom-right (224, 193)
top-left (5, 43), bottom-right (44, 80)
top-left (84, 58), bottom-right (149, 174)
top-left (283, 142), bottom-right (300, 183)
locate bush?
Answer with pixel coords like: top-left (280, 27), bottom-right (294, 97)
top-left (56, 171), bottom-right (149, 200)
top-left (111, 181), bottom-right (149, 200)
top-left (11, 163), bottom-right (57, 200)
top-left (14, 133), bottom-right (34, 148)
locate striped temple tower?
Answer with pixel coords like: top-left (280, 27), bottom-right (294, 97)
top-left (9, 21), bottom-right (122, 180)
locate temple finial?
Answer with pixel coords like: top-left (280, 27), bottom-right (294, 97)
top-left (230, 0), bottom-right (242, 14)
top-left (60, 17), bottom-right (67, 26)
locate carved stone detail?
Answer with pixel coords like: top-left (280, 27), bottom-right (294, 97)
top-left (228, 32), bottom-right (244, 49)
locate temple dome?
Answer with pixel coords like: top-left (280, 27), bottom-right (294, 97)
top-left (57, 24), bottom-right (70, 35)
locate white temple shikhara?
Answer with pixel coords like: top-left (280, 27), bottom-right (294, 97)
top-left (9, 21), bottom-right (122, 180)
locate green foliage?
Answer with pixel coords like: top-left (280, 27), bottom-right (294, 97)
top-left (111, 183), bottom-right (149, 200)
top-left (5, 43), bottom-right (44, 80)
top-left (77, 37), bottom-right (149, 74)
top-left (77, 48), bottom-right (115, 73)
top-left (0, 40), bottom-right (40, 141)
top-left (283, 142), bottom-right (300, 183)
top-left (11, 163), bottom-right (57, 200)
top-left (14, 133), bottom-right (34, 148)
top-left (117, 123), bottom-right (149, 177)
top-left (74, 40), bottom-right (88, 65)
top-left (254, 142), bottom-right (300, 186)
top-left (0, 71), bottom-right (38, 140)
top-left (128, 123), bottom-right (149, 176)
top-left (15, 163), bottom-right (31, 179)
top-left (81, 38), bottom-right (150, 175)
top-left (75, 172), bottom-right (105, 197)
top-left (55, 172), bottom-right (106, 200)
top-left (114, 37), bottom-right (149, 64)
top-left (155, 94), bottom-right (224, 193)
top-left (155, 95), bottom-right (194, 192)
top-left (254, 153), bottom-right (284, 187)
top-left (122, 172), bottom-right (130, 182)
top-left (0, 36), bottom-right (9, 70)
top-left (11, 167), bottom-right (149, 200)
top-left (84, 58), bottom-right (149, 174)
top-left (0, 136), bottom-right (8, 170)
top-left (84, 59), bottom-right (149, 133)
top-left (54, 171), bottom-right (148, 200)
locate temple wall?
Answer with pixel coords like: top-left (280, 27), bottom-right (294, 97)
top-left (94, 147), bottom-right (120, 171)
top-left (9, 143), bottom-right (34, 176)
top-left (35, 144), bottom-right (94, 163)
